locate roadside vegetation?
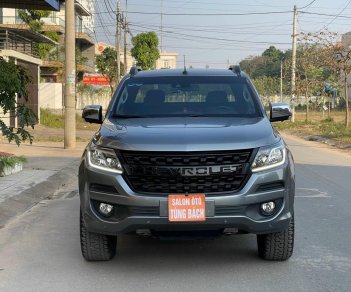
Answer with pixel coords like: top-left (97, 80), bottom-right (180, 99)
top-left (0, 59), bottom-right (36, 145)
top-left (274, 111), bottom-right (351, 144)
top-left (0, 153), bottom-right (27, 177)
top-left (241, 31), bottom-right (351, 128)
top-left (40, 108), bottom-right (99, 131)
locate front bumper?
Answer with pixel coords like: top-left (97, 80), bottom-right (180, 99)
top-left (79, 155), bottom-right (295, 236)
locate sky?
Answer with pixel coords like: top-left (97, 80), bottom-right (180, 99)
top-left (94, 0), bottom-right (351, 69)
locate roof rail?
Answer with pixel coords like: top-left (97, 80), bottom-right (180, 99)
top-left (229, 65), bottom-right (241, 76)
top-left (129, 66), bottom-right (142, 76)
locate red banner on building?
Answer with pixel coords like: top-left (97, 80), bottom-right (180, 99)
top-left (83, 75), bottom-right (110, 86)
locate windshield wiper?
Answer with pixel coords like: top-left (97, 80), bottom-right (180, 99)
top-left (111, 114), bottom-right (145, 119)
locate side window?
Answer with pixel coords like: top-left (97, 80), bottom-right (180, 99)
top-left (115, 87), bottom-right (129, 112)
top-left (243, 85), bottom-right (255, 114)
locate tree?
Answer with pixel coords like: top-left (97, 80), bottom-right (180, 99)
top-left (240, 46), bottom-right (285, 79)
top-left (131, 32), bottom-right (160, 70)
top-left (253, 76), bottom-right (281, 99)
top-left (294, 37), bottom-right (326, 121)
top-left (299, 31), bottom-right (351, 127)
top-left (95, 47), bottom-right (124, 94)
top-left (262, 46), bottom-right (284, 62)
top-left (239, 46), bottom-right (292, 99)
top-left (0, 59), bottom-right (37, 145)
top-left (18, 9), bottom-right (60, 60)
top-left (18, 9), bottom-right (50, 31)
top-left (331, 46), bottom-right (351, 127)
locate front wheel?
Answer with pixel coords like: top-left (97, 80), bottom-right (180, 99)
top-left (80, 211), bottom-right (117, 261)
top-left (257, 217), bottom-right (294, 261)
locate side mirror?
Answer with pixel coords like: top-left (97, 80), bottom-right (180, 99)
top-left (82, 105), bottom-right (103, 124)
top-left (270, 103), bottom-right (292, 122)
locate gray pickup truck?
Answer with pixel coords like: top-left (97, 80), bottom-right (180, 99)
top-left (79, 66), bottom-right (295, 262)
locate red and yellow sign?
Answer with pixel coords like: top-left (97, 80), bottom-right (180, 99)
top-left (168, 194), bottom-right (206, 222)
top-left (82, 75), bottom-right (110, 86)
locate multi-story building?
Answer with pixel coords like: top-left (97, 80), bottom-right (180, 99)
top-left (0, 0), bottom-right (58, 127)
top-left (0, 1), bottom-right (60, 11)
top-left (41, 0), bottom-right (96, 82)
top-left (0, 0), bottom-right (96, 83)
top-left (156, 52), bottom-right (178, 69)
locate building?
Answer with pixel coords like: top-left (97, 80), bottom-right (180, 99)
top-left (0, 28), bottom-right (57, 126)
top-left (0, 0), bottom-right (60, 11)
top-left (0, 1), bottom-right (58, 128)
top-left (156, 52), bottom-right (178, 69)
top-left (95, 42), bottom-right (135, 73)
top-left (41, 0), bottom-right (96, 82)
top-left (0, 0), bottom-right (96, 83)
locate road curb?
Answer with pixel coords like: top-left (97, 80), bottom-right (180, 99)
top-left (0, 159), bottom-right (80, 228)
top-left (304, 135), bottom-right (351, 149)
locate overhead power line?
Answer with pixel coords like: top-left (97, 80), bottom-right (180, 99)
top-left (300, 11), bottom-right (351, 19)
top-left (299, 0), bottom-right (317, 9)
top-left (323, 0), bottom-right (351, 27)
top-left (128, 24), bottom-right (290, 45)
top-left (93, 10), bottom-right (292, 16)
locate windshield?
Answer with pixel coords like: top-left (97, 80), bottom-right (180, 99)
top-left (112, 76), bottom-right (262, 118)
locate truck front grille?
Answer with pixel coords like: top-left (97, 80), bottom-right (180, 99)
top-left (119, 150), bottom-right (253, 195)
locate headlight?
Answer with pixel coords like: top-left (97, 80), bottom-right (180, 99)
top-left (251, 143), bottom-right (286, 172)
top-left (87, 144), bottom-right (123, 174)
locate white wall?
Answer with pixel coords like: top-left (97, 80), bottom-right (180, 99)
top-left (80, 0), bottom-right (95, 29)
top-left (76, 88), bottom-right (112, 110)
top-left (39, 83), bottom-right (112, 111)
top-left (0, 110), bottom-right (10, 127)
top-left (156, 53), bottom-right (178, 69)
top-left (39, 83), bottom-right (63, 110)
top-left (1, 8), bottom-right (16, 23)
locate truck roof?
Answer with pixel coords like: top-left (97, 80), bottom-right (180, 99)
top-left (131, 68), bottom-right (248, 78)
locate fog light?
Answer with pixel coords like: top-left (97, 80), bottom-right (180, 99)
top-left (99, 203), bottom-right (114, 216)
top-left (260, 202), bottom-right (275, 215)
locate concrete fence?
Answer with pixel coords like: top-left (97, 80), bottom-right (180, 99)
top-left (38, 83), bottom-right (112, 112)
top-left (39, 83), bottom-right (64, 110)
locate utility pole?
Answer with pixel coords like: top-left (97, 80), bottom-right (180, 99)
top-left (280, 60), bottom-right (283, 102)
top-left (123, 0), bottom-right (128, 75)
top-left (116, 0), bottom-right (121, 84)
top-left (160, 0), bottom-right (163, 52)
top-left (64, 0), bottom-right (76, 149)
top-left (291, 5), bottom-right (298, 122)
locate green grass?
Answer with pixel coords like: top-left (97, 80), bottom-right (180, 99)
top-left (40, 108), bottom-right (64, 128)
top-left (0, 156), bottom-right (27, 174)
top-left (274, 119), bottom-right (351, 144)
top-left (40, 108), bottom-right (99, 131)
top-left (34, 136), bottom-right (90, 142)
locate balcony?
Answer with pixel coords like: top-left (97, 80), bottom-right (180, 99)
top-left (0, 16), bottom-right (94, 43)
top-left (75, 1), bottom-right (91, 17)
top-left (0, 28), bottom-right (56, 59)
top-left (75, 25), bottom-right (95, 45)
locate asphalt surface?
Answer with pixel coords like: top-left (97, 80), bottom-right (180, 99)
top-left (0, 134), bottom-right (351, 292)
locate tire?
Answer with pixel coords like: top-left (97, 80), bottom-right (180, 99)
top-left (80, 211), bottom-right (117, 261)
top-left (257, 217), bottom-right (294, 261)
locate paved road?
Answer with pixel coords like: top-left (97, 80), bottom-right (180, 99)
top-left (0, 134), bottom-right (351, 292)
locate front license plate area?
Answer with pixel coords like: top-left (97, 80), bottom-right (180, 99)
top-left (168, 194), bottom-right (206, 222)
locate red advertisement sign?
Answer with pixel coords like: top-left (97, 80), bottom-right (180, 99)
top-left (83, 75), bottom-right (110, 85)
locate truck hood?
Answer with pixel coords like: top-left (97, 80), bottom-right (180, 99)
top-left (93, 117), bottom-right (280, 152)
